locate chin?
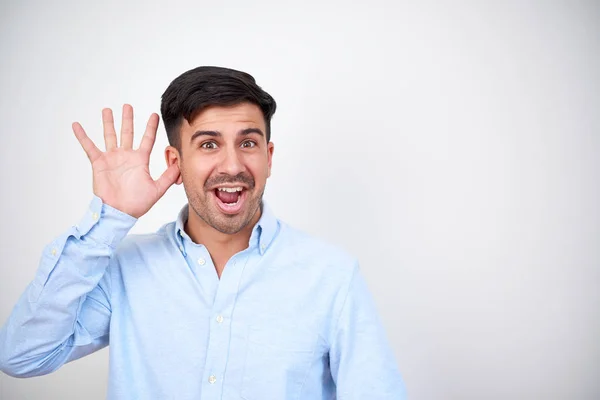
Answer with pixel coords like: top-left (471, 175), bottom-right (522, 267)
top-left (211, 216), bottom-right (249, 235)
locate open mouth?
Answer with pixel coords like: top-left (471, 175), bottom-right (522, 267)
top-left (212, 186), bottom-right (248, 214)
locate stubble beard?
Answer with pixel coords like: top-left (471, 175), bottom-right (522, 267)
top-left (187, 186), bottom-right (265, 235)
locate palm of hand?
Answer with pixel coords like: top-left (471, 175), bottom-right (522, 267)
top-left (72, 104), bottom-right (180, 218)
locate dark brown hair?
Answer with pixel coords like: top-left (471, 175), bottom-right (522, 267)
top-left (160, 66), bottom-right (277, 150)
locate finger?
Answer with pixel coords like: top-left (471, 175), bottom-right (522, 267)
top-left (139, 113), bottom-right (160, 154)
top-left (72, 122), bottom-right (102, 162)
top-left (120, 104), bottom-right (134, 149)
top-left (155, 163), bottom-right (180, 198)
top-left (102, 108), bottom-right (118, 151)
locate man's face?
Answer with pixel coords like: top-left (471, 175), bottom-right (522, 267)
top-left (167, 102), bottom-right (274, 235)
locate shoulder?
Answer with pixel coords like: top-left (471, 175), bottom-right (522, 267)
top-left (275, 221), bottom-right (358, 279)
top-left (113, 221), bottom-right (177, 259)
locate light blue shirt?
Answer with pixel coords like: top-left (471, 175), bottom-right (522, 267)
top-left (0, 197), bottom-right (406, 399)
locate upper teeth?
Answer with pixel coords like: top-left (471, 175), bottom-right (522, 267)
top-left (218, 187), bottom-right (243, 193)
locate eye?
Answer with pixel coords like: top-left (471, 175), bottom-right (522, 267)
top-left (201, 141), bottom-right (218, 149)
top-left (241, 140), bottom-right (256, 148)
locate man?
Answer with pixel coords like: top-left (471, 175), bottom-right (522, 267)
top-left (0, 66), bottom-right (406, 399)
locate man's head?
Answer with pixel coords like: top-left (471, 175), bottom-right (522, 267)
top-left (161, 66), bottom-right (276, 235)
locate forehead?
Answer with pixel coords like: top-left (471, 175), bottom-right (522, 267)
top-left (188, 102), bottom-right (265, 131)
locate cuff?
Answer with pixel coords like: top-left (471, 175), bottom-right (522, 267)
top-left (73, 196), bottom-right (137, 248)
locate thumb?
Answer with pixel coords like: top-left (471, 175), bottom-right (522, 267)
top-left (155, 163), bottom-right (180, 198)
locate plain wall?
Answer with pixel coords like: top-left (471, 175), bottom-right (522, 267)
top-left (0, 0), bottom-right (599, 399)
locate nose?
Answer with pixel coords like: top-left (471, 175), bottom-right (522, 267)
top-left (216, 144), bottom-right (246, 177)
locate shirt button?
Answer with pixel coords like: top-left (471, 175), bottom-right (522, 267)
top-left (208, 375), bottom-right (217, 384)
top-left (261, 244), bottom-right (266, 251)
top-left (50, 248), bottom-right (57, 256)
top-left (216, 315), bottom-right (224, 323)
top-left (198, 258), bottom-right (206, 266)
top-left (179, 245), bottom-right (184, 252)
top-left (92, 212), bottom-right (99, 221)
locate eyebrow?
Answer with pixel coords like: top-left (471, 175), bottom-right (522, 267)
top-left (190, 128), bottom-right (265, 143)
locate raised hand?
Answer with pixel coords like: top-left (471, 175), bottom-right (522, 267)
top-left (72, 104), bottom-right (180, 218)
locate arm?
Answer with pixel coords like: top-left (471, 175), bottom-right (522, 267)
top-left (0, 198), bottom-right (135, 377)
top-left (329, 264), bottom-right (407, 399)
top-left (0, 104), bottom-right (179, 378)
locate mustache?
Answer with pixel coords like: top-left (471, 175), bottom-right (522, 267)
top-left (204, 173), bottom-right (255, 190)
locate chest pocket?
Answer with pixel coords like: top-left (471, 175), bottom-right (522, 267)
top-left (241, 323), bottom-right (319, 400)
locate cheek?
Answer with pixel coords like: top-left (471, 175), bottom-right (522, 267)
top-left (246, 164), bottom-right (269, 184)
top-left (180, 159), bottom-right (212, 186)
top-left (246, 153), bottom-right (270, 174)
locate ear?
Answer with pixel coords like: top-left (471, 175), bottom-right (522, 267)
top-left (266, 141), bottom-right (274, 178)
top-left (165, 146), bottom-right (183, 185)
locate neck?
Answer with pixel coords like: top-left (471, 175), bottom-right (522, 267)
top-left (184, 206), bottom-right (262, 276)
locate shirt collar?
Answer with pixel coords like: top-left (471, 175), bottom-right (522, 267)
top-left (174, 200), bottom-right (278, 256)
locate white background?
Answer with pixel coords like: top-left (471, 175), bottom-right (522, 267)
top-left (1, 1), bottom-right (599, 399)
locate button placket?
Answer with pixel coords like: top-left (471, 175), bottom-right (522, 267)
top-left (201, 253), bottom-right (253, 396)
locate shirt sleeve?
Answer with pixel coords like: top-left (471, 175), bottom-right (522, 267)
top-left (0, 196), bottom-right (136, 378)
top-left (329, 263), bottom-right (408, 399)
